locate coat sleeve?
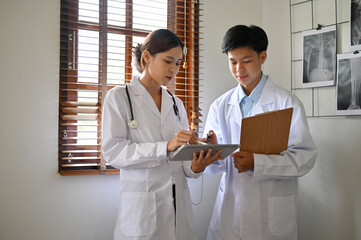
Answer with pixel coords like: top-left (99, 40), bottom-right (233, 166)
top-left (101, 89), bottom-right (167, 169)
top-left (203, 101), bottom-right (228, 175)
top-left (252, 97), bottom-right (318, 182)
top-left (175, 97), bottom-right (202, 178)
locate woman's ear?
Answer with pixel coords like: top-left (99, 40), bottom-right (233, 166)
top-left (142, 50), bottom-right (151, 64)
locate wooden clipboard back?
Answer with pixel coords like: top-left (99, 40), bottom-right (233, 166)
top-left (240, 108), bottom-right (293, 155)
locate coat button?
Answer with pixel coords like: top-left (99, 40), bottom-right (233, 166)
top-left (240, 178), bottom-right (245, 183)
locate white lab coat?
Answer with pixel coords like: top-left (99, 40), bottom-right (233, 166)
top-left (102, 76), bottom-right (200, 240)
top-left (204, 76), bottom-right (318, 240)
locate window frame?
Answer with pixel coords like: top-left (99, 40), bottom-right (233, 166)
top-left (59, 0), bottom-right (201, 175)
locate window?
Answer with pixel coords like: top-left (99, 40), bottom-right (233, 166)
top-left (59, 0), bottom-right (202, 175)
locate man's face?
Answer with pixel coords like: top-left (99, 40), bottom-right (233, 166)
top-left (227, 46), bottom-right (267, 95)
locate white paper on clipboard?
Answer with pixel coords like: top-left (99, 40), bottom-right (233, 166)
top-left (168, 144), bottom-right (240, 161)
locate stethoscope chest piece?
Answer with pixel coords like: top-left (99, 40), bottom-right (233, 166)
top-left (125, 84), bottom-right (138, 129)
top-left (125, 83), bottom-right (178, 130)
top-left (128, 119), bottom-right (138, 129)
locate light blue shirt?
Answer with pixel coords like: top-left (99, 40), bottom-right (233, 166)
top-left (213, 74), bottom-right (267, 166)
top-left (238, 73), bottom-right (267, 117)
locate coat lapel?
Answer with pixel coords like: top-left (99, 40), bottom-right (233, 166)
top-left (130, 76), bottom-right (161, 119)
top-left (226, 85), bottom-right (243, 129)
top-left (160, 88), bottom-right (174, 124)
top-left (252, 77), bottom-right (276, 114)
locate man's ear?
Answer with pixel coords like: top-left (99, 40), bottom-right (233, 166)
top-left (260, 51), bottom-right (267, 64)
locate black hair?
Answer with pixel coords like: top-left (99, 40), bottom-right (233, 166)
top-left (132, 29), bottom-right (184, 73)
top-left (221, 25), bottom-right (268, 54)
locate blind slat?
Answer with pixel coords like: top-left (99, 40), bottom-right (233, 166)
top-left (62, 107), bottom-right (99, 114)
top-left (61, 150), bottom-right (100, 153)
top-left (61, 101), bottom-right (99, 107)
top-left (61, 157), bottom-right (100, 160)
top-left (61, 115), bottom-right (98, 121)
top-left (60, 143), bottom-right (100, 146)
top-left (61, 163), bottom-right (100, 167)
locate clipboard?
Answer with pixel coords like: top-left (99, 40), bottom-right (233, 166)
top-left (169, 144), bottom-right (240, 161)
top-left (240, 108), bottom-right (293, 155)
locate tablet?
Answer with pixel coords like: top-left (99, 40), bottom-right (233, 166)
top-left (169, 144), bottom-right (240, 161)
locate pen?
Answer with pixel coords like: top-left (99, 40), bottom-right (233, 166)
top-left (206, 133), bottom-right (210, 143)
top-left (197, 140), bottom-right (208, 145)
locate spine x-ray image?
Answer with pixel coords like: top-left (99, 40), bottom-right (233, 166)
top-left (351, 0), bottom-right (361, 50)
top-left (303, 27), bottom-right (336, 88)
top-left (337, 54), bottom-right (361, 114)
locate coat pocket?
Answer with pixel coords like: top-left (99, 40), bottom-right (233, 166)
top-left (268, 195), bottom-right (295, 236)
top-left (120, 192), bottom-right (156, 237)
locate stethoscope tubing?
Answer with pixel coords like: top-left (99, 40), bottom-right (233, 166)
top-left (125, 83), bottom-right (180, 128)
top-left (125, 84), bottom-right (135, 121)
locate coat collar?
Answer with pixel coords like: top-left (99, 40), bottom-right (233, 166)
top-left (160, 87), bottom-right (175, 122)
top-left (253, 77), bottom-right (276, 114)
top-left (226, 76), bottom-right (276, 127)
top-left (128, 76), bottom-right (144, 95)
top-left (129, 76), bottom-right (174, 120)
top-left (226, 84), bottom-right (243, 128)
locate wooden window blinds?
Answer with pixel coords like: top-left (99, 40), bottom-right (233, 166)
top-left (59, 0), bottom-right (202, 175)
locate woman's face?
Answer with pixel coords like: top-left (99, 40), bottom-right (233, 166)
top-left (144, 46), bottom-right (183, 87)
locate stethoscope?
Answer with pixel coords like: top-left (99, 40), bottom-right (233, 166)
top-left (125, 84), bottom-right (180, 129)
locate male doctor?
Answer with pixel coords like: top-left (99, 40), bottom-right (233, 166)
top-left (204, 25), bottom-right (318, 240)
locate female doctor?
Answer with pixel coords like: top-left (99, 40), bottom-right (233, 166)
top-left (102, 29), bottom-right (222, 240)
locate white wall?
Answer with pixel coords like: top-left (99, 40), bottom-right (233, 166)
top-left (199, 0), bottom-right (263, 119)
top-left (0, 1), bottom-right (119, 239)
top-left (261, 1), bottom-right (361, 240)
top-left (262, 0), bottom-right (291, 89)
top-left (288, 0), bottom-right (361, 239)
top-left (298, 118), bottom-right (361, 240)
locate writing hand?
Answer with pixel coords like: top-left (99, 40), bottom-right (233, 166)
top-left (167, 130), bottom-right (195, 152)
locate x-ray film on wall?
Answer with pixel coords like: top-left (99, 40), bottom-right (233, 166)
top-left (302, 26), bottom-right (336, 88)
top-left (336, 52), bottom-right (361, 115)
top-left (350, 0), bottom-right (361, 51)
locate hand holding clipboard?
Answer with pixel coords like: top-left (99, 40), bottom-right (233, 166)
top-left (233, 108), bottom-right (293, 173)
